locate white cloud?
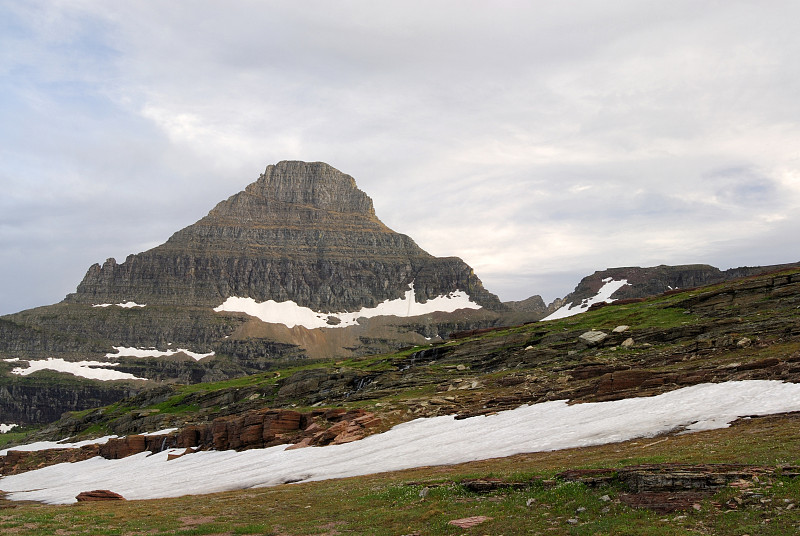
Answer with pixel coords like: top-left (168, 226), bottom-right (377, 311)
top-left (2, 1), bottom-right (800, 313)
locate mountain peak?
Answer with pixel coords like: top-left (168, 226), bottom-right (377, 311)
top-left (250, 160), bottom-right (375, 215)
top-left (68, 161), bottom-right (501, 312)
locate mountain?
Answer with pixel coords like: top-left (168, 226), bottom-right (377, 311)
top-left (67, 161), bottom-right (501, 312)
top-left (545, 262), bottom-right (800, 319)
top-left (0, 161), bottom-right (515, 426)
top-left (4, 160), bottom-right (797, 429)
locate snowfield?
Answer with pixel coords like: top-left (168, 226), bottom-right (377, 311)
top-left (214, 283), bottom-right (481, 329)
top-left (2, 380), bottom-right (800, 504)
top-left (92, 301), bottom-right (146, 308)
top-left (105, 346), bottom-right (215, 361)
top-left (0, 435), bottom-right (118, 456)
top-left (543, 278), bottom-right (630, 320)
top-left (3, 358), bottom-right (147, 381)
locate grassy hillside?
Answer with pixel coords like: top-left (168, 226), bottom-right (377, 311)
top-left (1, 268), bottom-right (799, 534)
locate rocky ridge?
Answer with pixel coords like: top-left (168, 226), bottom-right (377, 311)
top-left (560, 262), bottom-right (800, 307)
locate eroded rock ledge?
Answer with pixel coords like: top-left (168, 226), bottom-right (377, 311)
top-left (0, 406), bottom-right (382, 476)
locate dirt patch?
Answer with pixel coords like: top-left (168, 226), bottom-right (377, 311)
top-left (178, 515), bottom-right (216, 528)
top-left (316, 520), bottom-right (345, 535)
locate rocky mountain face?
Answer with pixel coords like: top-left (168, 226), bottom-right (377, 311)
top-left (0, 375), bottom-right (136, 424)
top-left (559, 262), bottom-right (800, 307)
top-left (67, 161), bottom-right (500, 311)
top-left (503, 295), bottom-right (564, 316)
top-left (0, 161), bottom-right (513, 425)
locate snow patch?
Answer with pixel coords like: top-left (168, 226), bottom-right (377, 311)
top-left (0, 424), bottom-right (18, 433)
top-left (214, 283), bottom-right (481, 329)
top-left (105, 347), bottom-right (215, 361)
top-left (0, 435), bottom-right (118, 457)
top-left (3, 380), bottom-right (800, 504)
top-left (543, 278), bottom-right (630, 320)
top-left (92, 301), bottom-right (146, 308)
top-left (4, 358), bottom-right (147, 381)
top-left (143, 428), bottom-right (178, 436)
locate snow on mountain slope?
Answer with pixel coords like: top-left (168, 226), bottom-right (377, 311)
top-left (3, 380), bottom-right (800, 504)
top-left (214, 284), bottom-right (481, 329)
top-left (543, 278), bottom-right (629, 320)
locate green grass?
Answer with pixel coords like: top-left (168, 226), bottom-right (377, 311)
top-left (544, 301), bottom-right (699, 332)
top-left (0, 429), bottom-right (33, 448)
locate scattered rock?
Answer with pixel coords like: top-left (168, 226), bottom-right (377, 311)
top-left (167, 447), bottom-right (195, 461)
top-left (447, 516), bottom-right (492, 528)
top-left (285, 437), bottom-right (313, 450)
top-left (621, 337), bottom-right (635, 348)
top-left (619, 491), bottom-right (707, 513)
top-left (612, 325), bottom-right (630, 333)
top-left (560, 463), bottom-right (800, 512)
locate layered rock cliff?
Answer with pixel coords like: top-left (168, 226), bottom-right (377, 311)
top-left (67, 161), bottom-right (500, 312)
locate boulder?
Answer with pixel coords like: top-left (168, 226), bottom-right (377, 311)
top-left (578, 330), bottom-right (609, 346)
top-left (76, 490), bottom-right (125, 502)
top-left (285, 437), bottom-right (313, 450)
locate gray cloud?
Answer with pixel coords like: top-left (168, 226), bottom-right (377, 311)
top-left (2, 1), bottom-right (800, 314)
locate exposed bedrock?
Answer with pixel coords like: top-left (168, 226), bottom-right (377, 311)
top-left (0, 377), bottom-right (137, 425)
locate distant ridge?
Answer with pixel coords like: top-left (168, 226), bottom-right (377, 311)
top-left (550, 262), bottom-right (800, 318)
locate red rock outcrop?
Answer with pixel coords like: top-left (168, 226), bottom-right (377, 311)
top-left (0, 444), bottom-right (101, 475)
top-left (76, 489), bottom-right (125, 501)
top-left (0, 406), bottom-right (382, 475)
top-left (99, 435), bottom-right (147, 460)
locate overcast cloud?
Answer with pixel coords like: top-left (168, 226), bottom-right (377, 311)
top-left (2, 1), bottom-right (800, 315)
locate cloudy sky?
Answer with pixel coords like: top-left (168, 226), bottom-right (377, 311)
top-left (2, 1), bottom-right (800, 315)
